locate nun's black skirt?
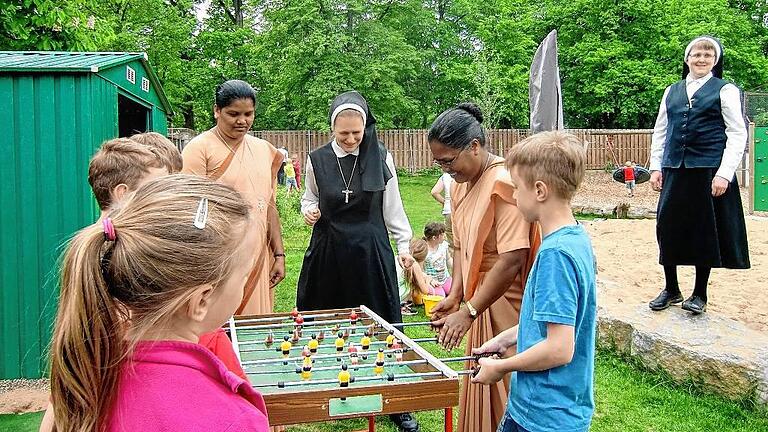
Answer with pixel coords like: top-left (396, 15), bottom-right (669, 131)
top-left (657, 167), bottom-right (750, 269)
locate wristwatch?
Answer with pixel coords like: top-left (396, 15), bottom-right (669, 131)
top-left (465, 301), bottom-right (478, 319)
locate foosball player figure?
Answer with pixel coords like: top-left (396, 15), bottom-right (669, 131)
top-left (335, 331), bottom-right (345, 361)
top-left (367, 323), bottom-right (377, 336)
top-left (317, 330), bottom-right (325, 342)
top-left (295, 314), bottom-right (304, 336)
top-left (338, 363), bottom-right (352, 401)
top-left (300, 356), bottom-right (313, 380)
top-left (393, 340), bottom-right (403, 362)
top-left (349, 310), bottom-right (359, 333)
top-left (343, 327), bottom-right (350, 339)
top-left (301, 345), bottom-right (311, 359)
top-left (291, 328), bottom-right (300, 343)
top-left (308, 334), bottom-right (319, 354)
top-left (291, 307), bottom-right (299, 319)
top-left (348, 343), bottom-right (359, 367)
top-left (264, 330), bottom-right (274, 347)
top-left (360, 331), bottom-right (372, 360)
top-left (374, 348), bottom-right (385, 375)
top-left (280, 335), bottom-right (292, 365)
top-left (385, 330), bottom-right (396, 357)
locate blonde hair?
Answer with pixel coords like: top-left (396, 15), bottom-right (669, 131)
top-left (50, 174), bottom-right (251, 432)
top-left (506, 131), bottom-right (586, 201)
top-left (130, 132), bottom-right (183, 173)
top-left (88, 138), bottom-right (165, 210)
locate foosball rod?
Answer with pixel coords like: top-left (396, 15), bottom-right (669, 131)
top-left (235, 322), bottom-right (433, 347)
top-left (232, 310), bottom-right (364, 325)
top-left (245, 355), bottom-right (482, 375)
top-left (240, 347), bottom-right (412, 367)
top-left (232, 320), bottom-right (433, 336)
top-left (227, 316), bottom-right (374, 332)
top-left (239, 337), bottom-right (438, 353)
top-left (251, 371), bottom-right (445, 389)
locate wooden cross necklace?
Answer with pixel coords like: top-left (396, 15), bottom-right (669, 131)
top-left (336, 155), bottom-right (358, 204)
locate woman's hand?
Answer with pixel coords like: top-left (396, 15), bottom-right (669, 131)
top-left (398, 253), bottom-right (415, 270)
top-left (711, 176), bottom-right (729, 197)
top-left (650, 171), bottom-right (663, 192)
top-left (432, 307), bottom-right (473, 350)
top-left (303, 208), bottom-right (321, 226)
top-left (269, 256), bottom-right (286, 287)
top-left (429, 295), bottom-right (460, 322)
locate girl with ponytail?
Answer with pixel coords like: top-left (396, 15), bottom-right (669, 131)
top-left (49, 174), bottom-right (270, 432)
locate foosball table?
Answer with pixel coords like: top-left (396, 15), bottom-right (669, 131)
top-left (227, 305), bottom-right (472, 431)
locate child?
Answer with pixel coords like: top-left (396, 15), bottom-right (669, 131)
top-left (130, 131), bottom-right (184, 173)
top-left (422, 221), bottom-right (452, 293)
top-left (623, 160), bottom-right (636, 197)
top-left (471, 131), bottom-right (597, 432)
top-left (403, 238), bottom-right (450, 305)
top-left (49, 175), bottom-right (270, 431)
top-left (284, 157), bottom-right (298, 193)
top-left (291, 152), bottom-right (302, 189)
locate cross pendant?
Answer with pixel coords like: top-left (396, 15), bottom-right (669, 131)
top-left (342, 188), bottom-right (353, 203)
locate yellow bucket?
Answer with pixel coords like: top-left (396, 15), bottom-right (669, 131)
top-left (422, 295), bottom-right (444, 318)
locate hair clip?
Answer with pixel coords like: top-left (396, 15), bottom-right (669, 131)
top-left (102, 217), bottom-right (116, 241)
top-left (194, 198), bottom-right (209, 229)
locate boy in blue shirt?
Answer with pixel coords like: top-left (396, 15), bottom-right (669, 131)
top-left (472, 131), bottom-right (597, 432)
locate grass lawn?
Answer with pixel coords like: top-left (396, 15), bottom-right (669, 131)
top-left (3, 173), bottom-right (767, 432)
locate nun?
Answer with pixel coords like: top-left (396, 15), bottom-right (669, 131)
top-left (648, 36), bottom-right (750, 314)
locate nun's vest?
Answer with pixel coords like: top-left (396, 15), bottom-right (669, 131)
top-left (662, 77), bottom-right (727, 169)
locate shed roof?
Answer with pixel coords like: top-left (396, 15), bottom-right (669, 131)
top-left (0, 51), bottom-right (173, 115)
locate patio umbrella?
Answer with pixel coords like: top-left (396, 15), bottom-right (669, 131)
top-left (529, 29), bottom-right (564, 133)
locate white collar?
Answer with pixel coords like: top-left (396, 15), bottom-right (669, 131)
top-left (686, 72), bottom-right (713, 85)
top-left (331, 139), bottom-right (360, 157)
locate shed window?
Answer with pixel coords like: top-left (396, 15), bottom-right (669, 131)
top-left (126, 66), bottom-right (136, 84)
top-left (141, 77), bottom-right (150, 92)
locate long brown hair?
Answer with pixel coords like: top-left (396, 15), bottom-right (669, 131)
top-left (50, 174), bottom-right (251, 432)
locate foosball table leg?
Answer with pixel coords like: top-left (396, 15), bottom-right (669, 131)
top-left (368, 415), bottom-right (375, 431)
top-left (445, 407), bottom-right (453, 432)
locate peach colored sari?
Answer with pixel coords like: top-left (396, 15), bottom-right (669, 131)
top-left (451, 159), bottom-right (541, 432)
top-left (182, 129), bottom-right (282, 315)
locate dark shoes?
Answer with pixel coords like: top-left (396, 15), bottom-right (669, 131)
top-left (390, 412), bottom-right (420, 432)
top-left (649, 290), bottom-right (683, 311)
top-left (681, 296), bottom-right (707, 314)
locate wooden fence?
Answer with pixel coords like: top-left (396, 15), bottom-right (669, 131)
top-left (170, 128), bottom-right (655, 172)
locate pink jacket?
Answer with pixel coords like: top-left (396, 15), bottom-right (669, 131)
top-left (106, 340), bottom-right (270, 432)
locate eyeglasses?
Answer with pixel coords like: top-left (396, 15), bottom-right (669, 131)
top-left (688, 53), bottom-right (715, 60)
top-left (433, 146), bottom-right (468, 168)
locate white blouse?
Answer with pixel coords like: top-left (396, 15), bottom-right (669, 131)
top-left (300, 140), bottom-right (413, 255)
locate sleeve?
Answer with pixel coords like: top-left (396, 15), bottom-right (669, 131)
top-left (493, 197), bottom-right (532, 254)
top-left (300, 156), bottom-right (320, 215)
top-left (716, 84), bottom-right (749, 182)
top-left (181, 138), bottom-right (209, 176)
top-left (382, 152), bottom-right (413, 254)
top-left (649, 87), bottom-right (671, 172)
top-left (531, 249), bottom-right (579, 326)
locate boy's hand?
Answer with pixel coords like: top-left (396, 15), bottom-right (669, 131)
top-left (472, 336), bottom-right (507, 357)
top-left (303, 208), bottom-right (321, 226)
top-left (471, 356), bottom-right (506, 385)
top-left (429, 296), bottom-right (459, 322)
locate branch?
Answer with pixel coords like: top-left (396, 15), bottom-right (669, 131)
top-left (376, 0), bottom-right (396, 21)
top-left (217, 0), bottom-right (238, 24)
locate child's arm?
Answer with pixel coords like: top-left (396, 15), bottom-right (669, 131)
top-left (472, 325), bottom-right (518, 356)
top-left (431, 178), bottom-right (445, 204)
top-left (471, 323), bottom-right (574, 385)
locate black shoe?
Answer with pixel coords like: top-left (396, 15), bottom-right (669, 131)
top-left (681, 296), bottom-right (707, 314)
top-left (389, 412), bottom-right (420, 432)
top-left (648, 289), bottom-right (683, 311)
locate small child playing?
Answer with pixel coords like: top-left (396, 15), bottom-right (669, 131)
top-left (49, 175), bottom-right (270, 431)
top-left (623, 160), bottom-right (636, 197)
top-left (472, 131), bottom-right (597, 432)
top-left (284, 157), bottom-right (298, 193)
top-left (401, 238), bottom-right (451, 306)
top-left (422, 222), bottom-right (452, 293)
top-left (291, 152), bottom-right (302, 189)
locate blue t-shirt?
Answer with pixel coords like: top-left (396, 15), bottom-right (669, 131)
top-left (507, 224), bottom-right (597, 432)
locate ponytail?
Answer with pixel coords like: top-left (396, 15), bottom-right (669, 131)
top-left (50, 225), bottom-right (125, 432)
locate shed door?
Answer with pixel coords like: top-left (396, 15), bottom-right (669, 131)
top-left (118, 93), bottom-right (149, 137)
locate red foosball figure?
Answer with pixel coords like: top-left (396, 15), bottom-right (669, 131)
top-left (348, 343), bottom-right (359, 366)
top-left (393, 340), bottom-right (403, 362)
top-left (264, 330), bottom-right (274, 347)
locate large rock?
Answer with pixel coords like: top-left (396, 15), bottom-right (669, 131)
top-left (597, 279), bottom-right (768, 405)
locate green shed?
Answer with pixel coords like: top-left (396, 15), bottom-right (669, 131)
top-left (0, 51), bottom-right (173, 379)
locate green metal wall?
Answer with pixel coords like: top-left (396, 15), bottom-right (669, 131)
top-left (0, 73), bottom-right (116, 379)
top-left (754, 127), bottom-right (768, 211)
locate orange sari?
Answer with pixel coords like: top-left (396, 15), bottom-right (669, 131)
top-left (451, 159), bottom-right (541, 432)
top-left (182, 129), bottom-right (282, 315)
